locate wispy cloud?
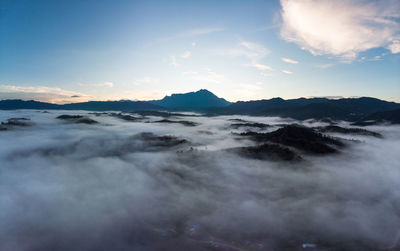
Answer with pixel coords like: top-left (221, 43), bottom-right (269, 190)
top-left (181, 51), bottom-right (191, 59)
top-left (280, 0), bottom-right (400, 61)
top-left (282, 57), bottom-right (298, 64)
top-left (250, 63), bottom-right (273, 71)
top-left (388, 40), bottom-right (400, 53)
top-left (282, 70), bottom-right (293, 74)
top-left (222, 41), bottom-right (272, 74)
top-left (0, 84), bottom-right (90, 104)
top-left (240, 41), bottom-right (270, 61)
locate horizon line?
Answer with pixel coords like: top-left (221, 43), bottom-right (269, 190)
top-left (0, 89), bottom-right (397, 105)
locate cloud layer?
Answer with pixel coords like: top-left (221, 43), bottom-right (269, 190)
top-left (0, 85), bottom-right (90, 104)
top-left (280, 0), bottom-right (400, 60)
top-left (0, 110), bottom-right (399, 250)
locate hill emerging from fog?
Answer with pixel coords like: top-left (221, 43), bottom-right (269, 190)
top-left (0, 89), bottom-right (399, 123)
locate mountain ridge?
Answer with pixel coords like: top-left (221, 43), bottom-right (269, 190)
top-left (150, 89), bottom-right (231, 109)
top-left (1, 89), bottom-right (399, 123)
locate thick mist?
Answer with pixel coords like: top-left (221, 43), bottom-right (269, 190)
top-left (0, 110), bottom-right (399, 250)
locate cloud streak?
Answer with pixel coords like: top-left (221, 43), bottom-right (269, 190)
top-left (282, 69), bottom-right (293, 74)
top-left (282, 57), bottom-right (298, 64)
top-left (250, 63), bottom-right (273, 71)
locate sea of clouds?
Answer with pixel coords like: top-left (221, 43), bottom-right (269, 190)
top-left (0, 110), bottom-right (399, 250)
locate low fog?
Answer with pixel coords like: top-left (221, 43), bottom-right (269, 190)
top-left (0, 110), bottom-right (399, 250)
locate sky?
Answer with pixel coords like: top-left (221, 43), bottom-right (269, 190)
top-left (0, 0), bottom-right (399, 104)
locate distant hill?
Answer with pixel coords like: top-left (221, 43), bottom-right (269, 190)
top-left (213, 96), bottom-right (400, 121)
top-left (61, 100), bottom-right (161, 111)
top-left (354, 108), bottom-right (400, 125)
top-left (150, 89), bottom-right (231, 109)
top-left (0, 90), bottom-right (399, 123)
top-left (0, 99), bottom-right (162, 112)
top-left (0, 100), bottom-right (60, 110)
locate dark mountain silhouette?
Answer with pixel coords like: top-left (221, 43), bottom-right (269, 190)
top-left (353, 108), bottom-right (400, 125)
top-left (0, 99), bottom-right (162, 112)
top-left (61, 100), bottom-right (161, 111)
top-left (212, 96), bottom-right (400, 121)
top-left (262, 103), bottom-right (359, 121)
top-left (0, 90), bottom-right (399, 123)
top-left (150, 89), bottom-right (231, 109)
top-left (0, 99), bottom-right (60, 110)
top-left (220, 97), bottom-right (328, 114)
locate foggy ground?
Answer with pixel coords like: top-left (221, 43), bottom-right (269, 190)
top-left (0, 110), bottom-right (399, 251)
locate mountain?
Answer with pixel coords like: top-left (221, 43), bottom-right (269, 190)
top-left (0, 99), bottom-right (60, 110)
top-left (212, 96), bottom-right (400, 121)
top-left (354, 108), bottom-right (400, 125)
top-left (151, 89), bottom-right (231, 109)
top-left (0, 99), bottom-right (161, 111)
top-left (61, 100), bottom-right (161, 111)
top-left (0, 91), bottom-right (399, 123)
top-left (218, 97), bottom-right (328, 115)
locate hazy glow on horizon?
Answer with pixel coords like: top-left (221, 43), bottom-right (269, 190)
top-left (0, 0), bottom-right (399, 103)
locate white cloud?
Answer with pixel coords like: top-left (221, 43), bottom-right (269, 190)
top-left (0, 84), bottom-right (90, 104)
top-left (239, 41), bottom-right (270, 60)
top-left (371, 55), bottom-right (383, 61)
top-left (388, 40), bottom-right (400, 53)
top-left (282, 57), bottom-right (298, 64)
top-left (171, 56), bottom-right (180, 68)
top-left (250, 63), bottom-right (273, 71)
top-left (282, 70), bottom-right (293, 74)
top-left (222, 41), bottom-right (273, 74)
top-left (280, 0), bottom-right (400, 60)
top-left (192, 42), bottom-right (196, 47)
top-left (181, 51), bottom-right (191, 59)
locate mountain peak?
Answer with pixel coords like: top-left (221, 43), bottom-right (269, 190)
top-left (152, 89), bottom-right (231, 109)
top-left (196, 89), bottom-right (212, 94)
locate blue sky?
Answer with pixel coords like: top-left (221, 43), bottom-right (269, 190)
top-left (0, 0), bottom-right (399, 103)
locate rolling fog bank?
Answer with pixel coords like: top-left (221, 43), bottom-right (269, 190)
top-left (0, 110), bottom-right (399, 251)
